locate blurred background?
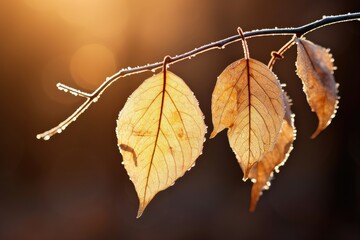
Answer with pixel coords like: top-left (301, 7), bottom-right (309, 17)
top-left (0, 0), bottom-right (359, 239)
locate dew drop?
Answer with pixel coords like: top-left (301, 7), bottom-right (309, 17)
top-left (44, 135), bottom-right (50, 141)
top-left (151, 69), bottom-right (156, 73)
top-left (121, 161), bottom-right (124, 165)
top-left (57, 129), bottom-right (62, 134)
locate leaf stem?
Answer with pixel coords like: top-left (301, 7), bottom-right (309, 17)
top-left (37, 12), bottom-right (360, 140)
top-left (237, 27), bottom-right (250, 59)
top-left (163, 55), bottom-right (172, 73)
top-left (267, 36), bottom-right (296, 70)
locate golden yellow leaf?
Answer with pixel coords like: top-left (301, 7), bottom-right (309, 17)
top-left (211, 58), bottom-right (285, 179)
top-left (248, 94), bottom-right (295, 211)
top-left (295, 38), bottom-right (338, 138)
top-left (116, 71), bottom-right (206, 218)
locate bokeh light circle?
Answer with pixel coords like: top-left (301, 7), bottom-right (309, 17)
top-left (70, 44), bottom-right (117, 90)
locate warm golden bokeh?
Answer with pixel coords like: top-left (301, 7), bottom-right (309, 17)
top-left (70, 43), bottom-right (117, 89)
top-left (55, 0), bottom-right (128, 39)
top-left (24, 0), bottom-right (56, 11)
top-left (41, 54), bottom-right (76, 104)
top-left (24, 0), bottom-right (127, 91)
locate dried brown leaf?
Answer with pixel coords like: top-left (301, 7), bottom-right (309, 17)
top-left (295, 38), bottom-right (338, 138)
top-left (248, 94), bottom-right (296, 211)
top-left (211, 58), bottom-right (285, 179)
top-left (116, 71), bottom-right (206, 218)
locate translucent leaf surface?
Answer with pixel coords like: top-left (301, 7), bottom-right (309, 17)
top-left (116, 71), bottom-right (206, 217)
top-left (211, 58), bottom-right (285, 179)
top-left (248, 94), bottom-right (295, 211)
top-left (296, 38), bottom-right (338, 138)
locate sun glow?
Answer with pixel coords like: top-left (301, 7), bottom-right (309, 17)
top-left (24, 0), bottom-right (128, 91)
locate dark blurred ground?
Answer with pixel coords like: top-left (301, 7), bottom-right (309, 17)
top-left (0, 0), bottom-right (359, 239)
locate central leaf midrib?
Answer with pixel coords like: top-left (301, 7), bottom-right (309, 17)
top-left (144, 73), bottom-right (167, 203)
top-left (246, 58), bottom-right (252, 179)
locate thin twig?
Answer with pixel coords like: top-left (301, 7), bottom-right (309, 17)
top-left (267, 36), bottom-right (296, 70)
top-left (56, 83), bottom-right (92, 98)
top-left (37, 12), bottom-right (360, 140)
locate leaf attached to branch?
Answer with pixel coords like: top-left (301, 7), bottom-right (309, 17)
top-left (295, 38), bottom-right (339, 138)
top-left (248, 94), bottom-right (296, 211)
top-left (211, 58), bottom-right (285, 179)
top-left (116, 71), bottom-right (206, 218)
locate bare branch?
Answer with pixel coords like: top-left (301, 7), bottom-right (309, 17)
top-left (36, 98), bottom-right (93, 140)
top-left (37, 12), bottom-right (360, 140)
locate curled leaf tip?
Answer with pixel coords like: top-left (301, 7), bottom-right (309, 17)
top-left (249, 202), bottom-right (257, 212)
top-left (136, 206), bottom-right (145, 218)
top-left (310, 128), bottom-right (321, 139)
top-left (209, 130), bottom-right (217, 139)
top-left (242, 162), bottom-right (257, 181)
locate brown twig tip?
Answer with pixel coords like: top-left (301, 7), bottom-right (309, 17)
top-left (237, 27), bottom-right (250, 59)
top-left (56, 83), bottom-right (91, 98)
top-left (237, 27), bottom-right (244, 37)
